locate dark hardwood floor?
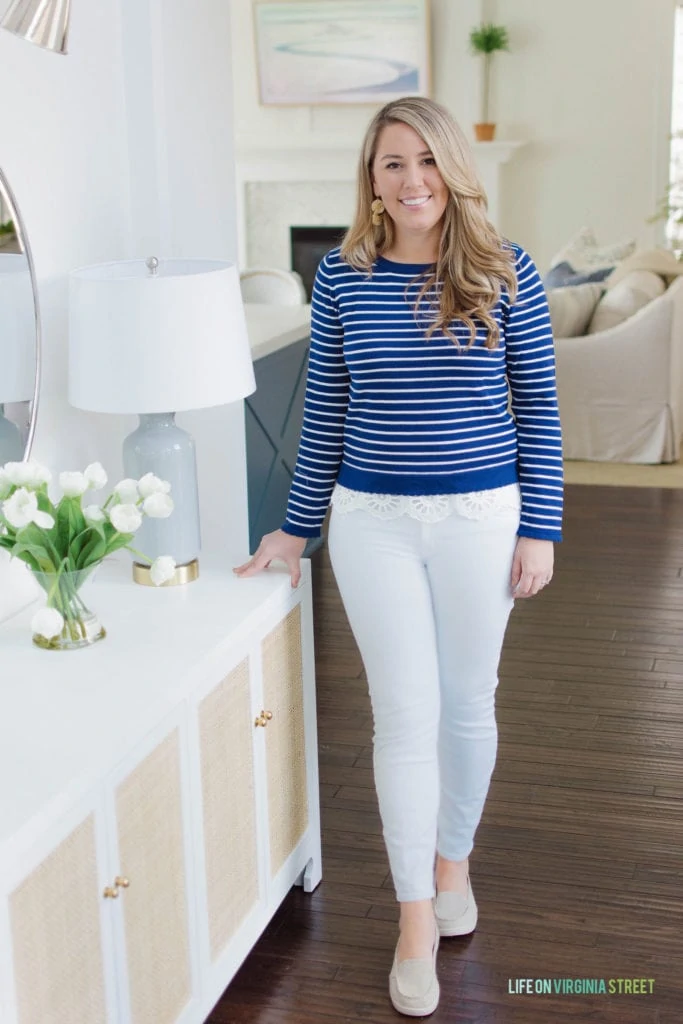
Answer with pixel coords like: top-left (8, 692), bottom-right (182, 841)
top-left (209, 484), bottom-right (683, 1024)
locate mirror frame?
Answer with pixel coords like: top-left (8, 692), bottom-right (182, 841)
top-left (0, 165), bottom-right (42, 461)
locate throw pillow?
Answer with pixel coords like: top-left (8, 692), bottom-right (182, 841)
top-left (605, 248), bottom-right (683, 288)
top-left (549, 226), bottom-right (637, 272)
top-left (544, 261), bottom-right (614, 289)
top-left (588, 270), bottom-right (666, 334)
top-left (547, 282), bottom-right (605, 339)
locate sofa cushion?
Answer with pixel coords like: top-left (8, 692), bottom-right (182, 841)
top-left (605, 248), bottom-right (683, 288)
top-left (587, 270), bottom-right (666, 334)
top-left (549, 226), bottom-right (637, 272)
top-left (544, 260), bottom-right (614, 289)
top-left (547, 282), bottom-right (605, 338)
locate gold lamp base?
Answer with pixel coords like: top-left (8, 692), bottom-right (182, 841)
top-left (132, 559), bottom-right (200, 587)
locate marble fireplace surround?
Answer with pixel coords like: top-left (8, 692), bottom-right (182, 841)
top-left (236, 141), bottom-right (524, 271)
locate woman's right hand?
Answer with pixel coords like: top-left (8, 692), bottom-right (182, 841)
top-left (233, 529), bottom-right (308, 588)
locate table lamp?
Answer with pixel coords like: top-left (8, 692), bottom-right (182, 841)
top-left (68, 257), bottom-right (256, 586)
top-left (0, 254), bottom-right (35, 463)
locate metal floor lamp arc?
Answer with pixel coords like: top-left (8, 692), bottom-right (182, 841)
top-left (0, 0), bottom-right (71, 55)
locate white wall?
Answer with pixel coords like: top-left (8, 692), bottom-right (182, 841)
top-left (120, 0), bottom-right (248, 573)
top-left (230, 0), bottom-right (675, 270)
top-left (0, 0), bottom-right (131, 619)
top-left (0, 0), bottom-right (246, 622)
top-left (488, 0), bottom-right (676, 269)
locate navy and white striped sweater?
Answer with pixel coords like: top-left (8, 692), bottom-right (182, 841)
top-left (281, 243), bottom-right (563, 542)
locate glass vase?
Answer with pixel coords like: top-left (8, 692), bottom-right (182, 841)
top-left (31, 566), bottom-right (106, 651)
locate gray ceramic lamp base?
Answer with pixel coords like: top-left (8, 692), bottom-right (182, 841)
top-left (123, 412), bottom-right (202, 586)
top-left (132, 559), bottom-right (200, 587)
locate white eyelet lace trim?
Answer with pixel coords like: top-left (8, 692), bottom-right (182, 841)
top-left (330, 482), bottom-right (521, 523)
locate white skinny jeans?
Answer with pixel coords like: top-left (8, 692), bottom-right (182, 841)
top-left (327, 500), bottom-right (519, 902)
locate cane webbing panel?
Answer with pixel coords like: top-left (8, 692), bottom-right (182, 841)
top-left (115, 729), bottom-right (191, 1024)
top-left (9, 814), bottom-right (107, 1024)
top-left (262, 604), bottom-right (309, 877)
top-left (199, 659), bottom-right (259, 960)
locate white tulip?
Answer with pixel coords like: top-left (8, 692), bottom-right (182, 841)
top-left (3, 460), bottom-right (51, 488)
top-left (31, 607), bottom-right (64, 639)
top-left (34, 510), bottom-right (56, 528)
top-left (30, 462), bottom-right (52, 486)
top-left (109, 503), bottom-right (142, 533)
top-left (59, 471), bottom-right (88, 497)
top-left (0, 468), bottom-right (11, 500)
top-left (83, 504), bottom-right (106, 523)
top-left (150, 555), bottom-right (176, 586)
top-left (2, 488), bottom-right (55, 530)
top-left (113, 478), bottom-right (139, 504)
top-left (142, 492), bottom-right (174, 518)
top-left (1, 489), bottom-right (31, 528)
top-left (2, 462), bottom-right (24, 485)
top-left (84, 462), bottom-right (107, 490)
top-left (137, 472), bottom-right (171, 499)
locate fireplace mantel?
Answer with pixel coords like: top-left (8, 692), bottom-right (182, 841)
top-left (235, 140), bottom-right (526, 268)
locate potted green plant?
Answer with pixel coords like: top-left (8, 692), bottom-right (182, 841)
top-left (469, 23), bottom-right (510, 142)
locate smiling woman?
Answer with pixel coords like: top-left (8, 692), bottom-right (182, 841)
top-left (371, 122), bottom-right (450, 263)
top-left (342, 95), bottom-right (519, 349)
top-left (235, 95), bottom-right (564, 1019)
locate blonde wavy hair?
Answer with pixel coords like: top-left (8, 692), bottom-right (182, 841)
top-left (340, 96), bottom-right (517, 349)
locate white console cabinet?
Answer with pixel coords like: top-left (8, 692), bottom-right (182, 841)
top-left (0, 559), bottom-right (322, 1024)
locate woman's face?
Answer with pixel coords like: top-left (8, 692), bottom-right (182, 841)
top-left (371, 121), bottom-right (450, 244)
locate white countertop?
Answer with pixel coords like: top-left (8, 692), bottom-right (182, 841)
top-left (245, 303), bottom-right (311, 361)
top-left (0, 555), bottom-right (307, 866)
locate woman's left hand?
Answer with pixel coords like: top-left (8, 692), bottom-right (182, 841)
top-left (510, 537), bottom-right (554, 598)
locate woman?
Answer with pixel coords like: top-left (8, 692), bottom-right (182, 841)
top-left (234, 96), bottom-right (563, 1017)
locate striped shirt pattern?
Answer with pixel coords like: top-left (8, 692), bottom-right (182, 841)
top-left (281, 243), bottom-right (563, 541)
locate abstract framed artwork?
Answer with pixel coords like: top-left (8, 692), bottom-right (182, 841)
top-left (253, 0), bottom-right (431, 106)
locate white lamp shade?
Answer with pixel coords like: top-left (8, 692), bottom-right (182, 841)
top-left (68, 258), bottom-right (256, 414)
top-left (0, 253), bottom-right (36, 403)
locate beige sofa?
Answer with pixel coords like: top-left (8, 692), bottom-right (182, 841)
top-left (554, 277), bottom-right (683, 463)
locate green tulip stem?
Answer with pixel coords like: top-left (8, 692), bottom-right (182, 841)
top-left (125, 544), bottom-right (152, 565)
top-left (44, 570), bottom-right (92, 642)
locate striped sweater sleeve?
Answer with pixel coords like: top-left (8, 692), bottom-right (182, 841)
top-left (281, 254), bottom-right (350, 537)
top-left (505, 247), bottom-right (564, 542)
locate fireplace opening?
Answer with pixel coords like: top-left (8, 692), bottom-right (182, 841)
top-left (290, 226), bottom-right (348, 302)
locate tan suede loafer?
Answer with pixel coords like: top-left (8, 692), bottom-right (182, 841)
top-left (389, 931), bottom-right (440, 1017)
top-left (434, 875), bottom-right (478, 937)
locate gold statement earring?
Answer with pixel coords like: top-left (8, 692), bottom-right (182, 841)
top-left (371, 198), bottom-right (385, 226)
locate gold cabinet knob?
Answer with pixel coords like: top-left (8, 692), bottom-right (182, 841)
top-left (103, 886), bottom-right (119, 899)
top-left (254, 710), bottom-right (274, 727)
top-left (255, 715), bottom-right (266, 727)
top-left (115, 876), bottom-right (130, 889)
top-left (263, 710), bottom-right (273, 720)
